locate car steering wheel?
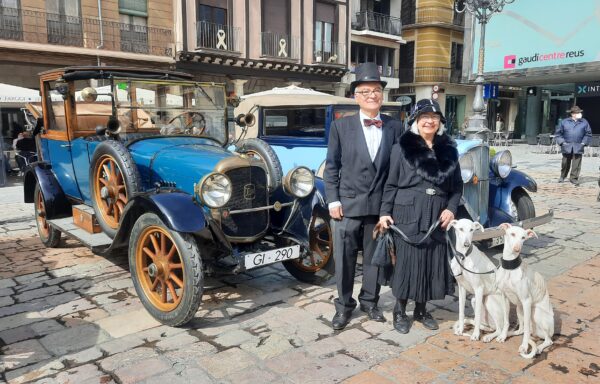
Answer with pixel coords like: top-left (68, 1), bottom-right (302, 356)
top-left (168, 112), bottom-right (206, 135)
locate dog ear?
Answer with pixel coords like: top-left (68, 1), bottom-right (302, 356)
top-left (447, 219), bottom-right (458, 230)
top-left (526, 229), bottom-right (538, 239)
top-left (499, 223), bottom-right (511, 231)
top-left (473, 222), bottom-right (484, 232)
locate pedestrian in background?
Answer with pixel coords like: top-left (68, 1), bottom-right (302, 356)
top-left (555, 105), bottom-right (592, 185)
top-left (324, 62), bottom-right (402, 330)
top-left (379, 99), bottom-right (462, 334)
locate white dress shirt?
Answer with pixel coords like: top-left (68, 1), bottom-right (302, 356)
top-left (328, 112), bottom-right (383, 210)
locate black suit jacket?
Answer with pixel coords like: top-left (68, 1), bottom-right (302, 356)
top-left (324, 113), bottom-right (402, 217)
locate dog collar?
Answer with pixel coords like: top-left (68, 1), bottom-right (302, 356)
top-left (501, 256), bottom-right (522, 270)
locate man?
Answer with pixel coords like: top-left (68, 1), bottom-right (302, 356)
top-left (555, 105), bottom-right (592, 185)
top-left (324, 62), bottom-right (402, 330)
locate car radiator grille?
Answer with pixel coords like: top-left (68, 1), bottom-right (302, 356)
top-left (462, 145), bottom-right (489, 225)
top-left (221, 166), bottom-right (269, 238)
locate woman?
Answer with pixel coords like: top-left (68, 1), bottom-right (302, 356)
top-left (379, 99), bottom-right (462, 334)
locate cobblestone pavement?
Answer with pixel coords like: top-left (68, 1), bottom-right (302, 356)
top-left (0, 144), bottom-right (598, 383)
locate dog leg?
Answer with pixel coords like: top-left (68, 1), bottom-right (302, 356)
top-left (519, 298), bottom-right (533, 357)
top-left (471, 287), bottom-right (484, 341)
top-left (453, 285), bottom-right (467, 336)
top-left (496, 296), bottom-right (510, 343)
top-left (508, 303), bottom-right (525, 337)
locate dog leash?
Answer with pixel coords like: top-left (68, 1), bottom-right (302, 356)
top-left (445, 230), bottom-right (498, 275)
top-left (388, 219), bottom-right (441, 246)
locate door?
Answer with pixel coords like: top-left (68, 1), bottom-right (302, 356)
top-left (40, 78), bottom-right (82, 200)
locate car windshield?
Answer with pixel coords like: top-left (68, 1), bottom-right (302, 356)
top-left (73, 78), bottom-right (228, 144)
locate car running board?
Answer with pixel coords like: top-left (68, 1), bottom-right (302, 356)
top-left (47, 217), bottom-right (112, 253)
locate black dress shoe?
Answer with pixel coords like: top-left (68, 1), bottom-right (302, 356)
top-left (558, 177), bottom-right (565, 183)
top-left (570, 179), bottom-right (580, 186)
top-left (331, 312), bottom-right (351, 330)
top-left (393, 312), bottom-right (411, 334)
top-left (413, 311), bottom-right (439, 330)
top-left (360, 305), bottom-right (386, 322)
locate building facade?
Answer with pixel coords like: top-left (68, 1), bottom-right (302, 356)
top-left (174, 0), bottom-right (349, 96)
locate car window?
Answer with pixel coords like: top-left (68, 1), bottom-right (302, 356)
top-left (44, 81), bottom-right (67, 132)
top-left (263, 108), bottom-right (326, 138)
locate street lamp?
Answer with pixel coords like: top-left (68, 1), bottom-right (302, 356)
top-left (455, 0), bottom-right (515, 140)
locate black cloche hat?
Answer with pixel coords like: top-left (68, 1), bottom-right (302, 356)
top-left (407, 99), bottom-right (447, 126)
top-left (350, 62), bottom-right (387, 94)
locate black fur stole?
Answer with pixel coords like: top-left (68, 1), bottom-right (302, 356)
top-left (400, 131), bottom-right (459, 185)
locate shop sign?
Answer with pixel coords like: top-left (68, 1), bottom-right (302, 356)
top-left (575, 82), bottom-right (600, 98)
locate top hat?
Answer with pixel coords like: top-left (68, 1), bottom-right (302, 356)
top-left (568, 105), bottom-right (583, 114)
top-left (407, 99), bottom-right (446, 126)
top-left (350, 62), bottom-right (387, 94)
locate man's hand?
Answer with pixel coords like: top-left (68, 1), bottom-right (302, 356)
top-left (379, 215), bottom-right (394, 229)
top-left (439, 209), bottom-right (455, 229)
top-left (330, 206), bottom-right (344, 220)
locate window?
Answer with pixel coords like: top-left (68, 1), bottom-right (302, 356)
top-left (196, 0), bottom-right (229, 49)
top-left (451, 42), bottom-right (463, 69)
top-left (263, 108), bottom-right (326, 138)
top-left (46, 0), bottom-right (82, 46)
top-left (197, 0), bottom-right (227, 25)
top-left (44, 81), bottom-right (68, 132)
top-left (314, 1), bottom-right (335, 62)
top-left (401, 0), bottom-right (416, 25)
top-left (0, 0), bottom-right (22, 40)
top-left (351, 43), bottom-right (395, 77)
top-left (120, 14), bottom-right (148, 54)
top-left (399, 41), bottom-right (415, 82)
top-left (261, 0), bottom-right (290, 57)
top-left (119, 0), bottom-right (147, 16)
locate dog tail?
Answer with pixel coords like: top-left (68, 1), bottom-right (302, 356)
top-left (519, 339), bottom-right (538, 359)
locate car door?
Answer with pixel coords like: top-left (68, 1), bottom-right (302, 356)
top-left (39, 76), bottom-right (82, 200)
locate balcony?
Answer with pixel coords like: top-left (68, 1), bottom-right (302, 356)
top-left (350, 62), bottom-right (397, 78)
top-left (261, 31), bottom-right (299, 60)
top-left (399, 67), bottom-right (462, 83)
top-left (404, 7), bottom-right (465, 27)
top-left (352, 11), bottom-right (402, 36)
top-left (196, 20), bottom-right (240, 53)
top-left (0, 6), bottom-right (173, 57)
top-left (312, 40), bottom-right (346, 66)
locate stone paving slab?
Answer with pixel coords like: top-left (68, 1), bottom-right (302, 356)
top-left (0, 147), bottom-right (599, 383)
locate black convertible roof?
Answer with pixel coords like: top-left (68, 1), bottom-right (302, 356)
top-left (40, 66), bottom-right (194, 81)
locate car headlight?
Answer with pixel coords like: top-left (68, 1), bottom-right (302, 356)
top-left (198, 172), bottom-right (232, 208)
top-left (491, 150), bottom-right (512, 178)
top-left (459, 153), bottom-right (474, 183)
top-left (283, 166), bottom-right (315, 198)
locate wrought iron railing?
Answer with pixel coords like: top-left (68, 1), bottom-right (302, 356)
top-left (352, 11), bottom-right (402, 36)
top-left (196, 20), bottom-right (240, 52)
top-left (312, 40), bottom-right (346, 65)
top-left (260, 31), bottom-right (299, 60)
top-left (0, 7), bottom-right (173, 56)
top-left (415, 67), bottom-right (451, 83)
top-left (350, 63), bottom-right (397, 78)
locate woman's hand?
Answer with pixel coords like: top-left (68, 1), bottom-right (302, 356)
top-left (439, 209), bottom-right (455, 230)
top-left (379, 215), bottom-right (394, 229)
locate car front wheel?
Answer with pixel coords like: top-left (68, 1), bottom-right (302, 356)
top-left (283, 210), bottom-right (335, 285)
top-left (129, 213), bottom-right (203, 326)
top-left (510, 188), bottom-right (536, 221)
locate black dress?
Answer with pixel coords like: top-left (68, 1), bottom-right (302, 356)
top-left (380, 131), bottom-right (462, 302)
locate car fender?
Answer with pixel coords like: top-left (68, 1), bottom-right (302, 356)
top-left (489, 169), bottom-right (537, 219)
top-left (23, 163), bottom-right (71, 219)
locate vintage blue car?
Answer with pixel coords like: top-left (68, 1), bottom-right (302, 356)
top-left (233, 88), bottom-right (552, 246)
top-left (23, 67), bottom-right (331, 326)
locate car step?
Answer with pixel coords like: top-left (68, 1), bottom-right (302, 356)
top-left (48, 216), bottom-right (112, 252)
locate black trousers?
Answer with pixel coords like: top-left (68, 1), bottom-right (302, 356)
top-left (561, 153), bottom-right (582, 181)
top-left (332, 215), bottom-right (381, 314)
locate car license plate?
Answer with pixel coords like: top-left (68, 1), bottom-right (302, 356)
top-left (490, 236), bottom-right (504, 247)
top-left (244, 245), bottom-right (300, 270)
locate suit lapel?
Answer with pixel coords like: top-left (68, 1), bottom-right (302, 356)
top-left (352, 115), bottom-right (376, 172)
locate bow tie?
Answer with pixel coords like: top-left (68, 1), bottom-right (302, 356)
top-left (363, 119), bottom-right (383, 128)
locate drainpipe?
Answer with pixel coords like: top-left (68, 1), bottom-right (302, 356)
top-left (96, 0), bottom-right (104, 66)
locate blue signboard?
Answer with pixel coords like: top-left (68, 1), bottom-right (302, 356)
top-left (483, 83), bottom-right (499, 99)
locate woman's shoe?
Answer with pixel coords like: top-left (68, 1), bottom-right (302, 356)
top-left (413, 311), bottom-right (439, 330)
top-left (393, 312), bottom-right (411, 334)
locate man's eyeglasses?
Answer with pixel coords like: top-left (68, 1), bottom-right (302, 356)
top-left (355, 89), bottom-right (383, 97)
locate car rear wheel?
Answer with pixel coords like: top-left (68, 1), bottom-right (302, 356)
top-left (235, 138), bottom-right (283, 193)
top-left (283, 210), bottom-right (335, 285)
top-left (129, 213), bottom-right (203, 326)
top-left (90, 140), bottom-right (140, 238)
top-left (510, 188), bottom-right (535, 221)
top-left (34, 184), bottom-right (61, 248)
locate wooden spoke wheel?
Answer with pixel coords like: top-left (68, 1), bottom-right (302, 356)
top-left (129, 213), bottom-right (203, 326)
top-left (283, 210), bottom-right (335, 285)
top-left (135, 226), bottom-right (184, 311)
top-left (94, 155), bottom-right (128, 229)
top-left (90, 140), bottom-right (140, 238)
top-left (34, 184), bottom-right (61, 247)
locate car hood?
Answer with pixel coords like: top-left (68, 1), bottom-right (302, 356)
top-left (128, 137), bottom-right (233, 194)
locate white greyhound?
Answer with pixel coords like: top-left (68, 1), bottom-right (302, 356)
top-left (448, 219), bottom-right (508, 342)
top-left (496, 223), bottom-right (554, 359)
